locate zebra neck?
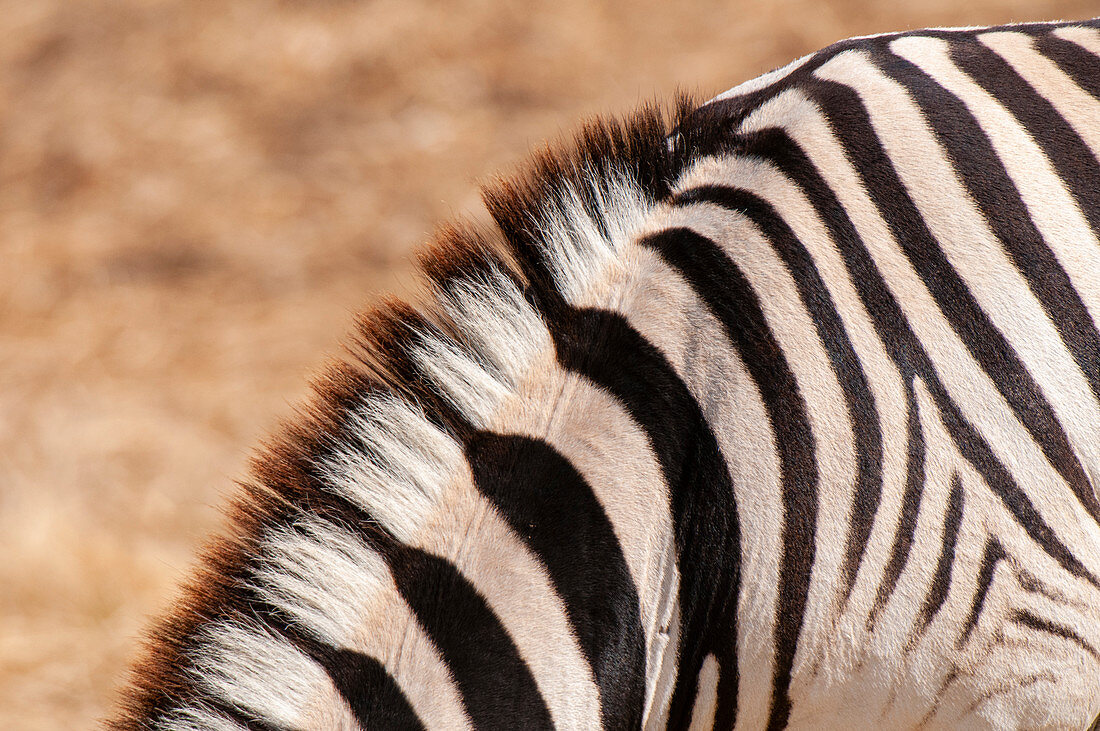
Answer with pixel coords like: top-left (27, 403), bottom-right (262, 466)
top-left (113, 101), bottom-right (750, 730)
top-left (350, 123), bottom-right (745, 726)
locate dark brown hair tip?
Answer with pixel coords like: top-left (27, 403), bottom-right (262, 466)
top-left (110, 94), bottom-right (719, 727)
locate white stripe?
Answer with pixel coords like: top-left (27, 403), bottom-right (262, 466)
top-left (706, 52), bottom-right (814, 104)
top-left (252, 518), bottom-right (389, 648)
top-left (982, 30), bottom-right (1100, 160)
top-left (188, 618), bottom-right (360, 730)
top-left (644, 569), bottom-right (682, 729)
top-left (416, 262), bottom-right (553, 429)
top-left (251, 517), bottom-right (471, 729)
top-left (161, 705), bottom-right (245, 731)
top-left (1053, 24), bottom-right (1100, 59)
top-left (492, 353), bottom-right (680, 714)
top-left (537, 171), bottom-right (652, 309)
top-left (687, 653), bottom-right (720, 730)
top-left (321, 393), bottom-right (465, 545)
top-left (432, 264), bottom-right (554, 394)
top-left (415, 475), bottom-right (603, 729)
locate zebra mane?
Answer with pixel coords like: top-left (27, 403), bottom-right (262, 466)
top-left (112, 94), bottom-right (736, 727)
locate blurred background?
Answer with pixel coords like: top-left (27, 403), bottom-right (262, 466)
top-left (2, 0), bottom-right (1097, 727)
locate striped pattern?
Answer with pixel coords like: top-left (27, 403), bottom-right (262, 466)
top-left (112, 19), bottom-right (1100, 730)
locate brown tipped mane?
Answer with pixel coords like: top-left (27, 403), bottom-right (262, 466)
top-left (109, 94), bottom-right (735, 729)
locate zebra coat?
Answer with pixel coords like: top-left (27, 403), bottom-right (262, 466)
top-left (112, 18), bottom-right (1100, 730)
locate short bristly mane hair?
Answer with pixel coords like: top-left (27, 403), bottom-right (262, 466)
top-left (110, 94), bottom-right (739, 728)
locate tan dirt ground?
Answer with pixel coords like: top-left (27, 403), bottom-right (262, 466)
top-left (3, 1), bottom-right (1097, 727)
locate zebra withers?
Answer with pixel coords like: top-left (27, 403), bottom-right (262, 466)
top-left (112, 18), bottom-right (1100, 730)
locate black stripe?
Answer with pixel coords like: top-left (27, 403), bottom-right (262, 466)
top-left (382, 541), bottom-right (555, 730)
top-left (289, 633), bottom-right (424, 731)
top-left (961, 537), bottom-right (1006, 644)
top-left (1016, 569), bottom-right (1071, 605)
top-left (948, 31), bottom-right (1100, 243)
top-left (192, 589), bottom-right (413, 731)
top-left (639, 227), bottom-right (816, 731)
top-left (1028, 25), bottom-right (1100, 100)
top-left (886, 36), bottom-right (1100, 524)
top-left (543, 305), bottom-right (742, 729)
top-left (730, 123), bottom-right (1095, 586)
top-left (240, 571), bottom-right (425, 730)
top-left (966, 671), bottom-right (1055, 718)
top-left (465, 432), bottom-right (647, 728)
top-left (238, 484), bottom-right (546, 729)
top-left (673, 184), bottom-right (884, 606)
top-left (207, 699), bottom-right (289, 731)
top-left (804, 65), bottom-right (1094, 527)
top-left (919, 472), bottom-right (965, 632)
top-left (869, 382), bottom-right (925, 629)
top-left (325, 650), bottom-right (423, 730)
top-left (1010, 609), bottom-right (1100, 659)
top-left (690, 26), bottom-right (1001, 131)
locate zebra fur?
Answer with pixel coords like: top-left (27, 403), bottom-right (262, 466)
top-left (112, 18), bottom-right (1100, 730)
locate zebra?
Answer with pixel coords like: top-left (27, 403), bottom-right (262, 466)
top-left (111, 17), bottom-right (1100, 730)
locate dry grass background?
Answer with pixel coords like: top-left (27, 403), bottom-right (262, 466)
top-left (3, 0), bottom-right (1098, 727)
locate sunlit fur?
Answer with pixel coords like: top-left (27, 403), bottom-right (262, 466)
top-left (113, 19), bottom-right (1100, 730)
